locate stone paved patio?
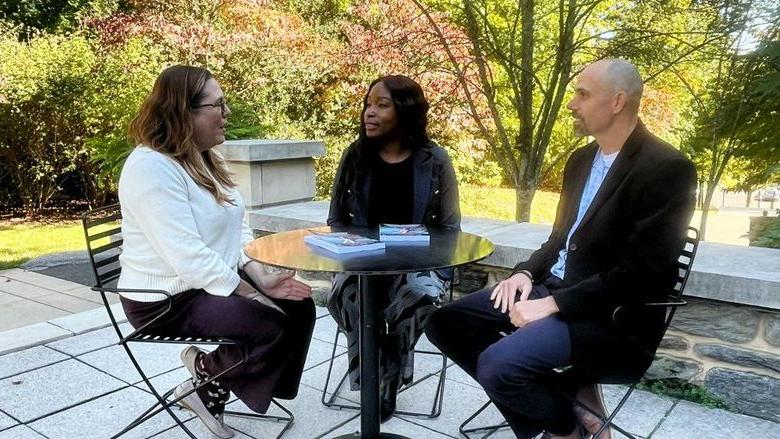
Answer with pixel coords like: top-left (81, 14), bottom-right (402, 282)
top-left (1, 269), bottom-right (779, 438)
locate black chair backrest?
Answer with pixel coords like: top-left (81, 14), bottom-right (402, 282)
top-left (664, 226), bottom-right (700, 328)
top-left (82, 204), bottom-right (123, 289)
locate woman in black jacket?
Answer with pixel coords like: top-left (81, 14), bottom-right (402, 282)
top-left (327, 75), bottom-right (460, 420)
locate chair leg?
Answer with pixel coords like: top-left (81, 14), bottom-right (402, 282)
top-left (320, 328), bottom-right (450, 418)
top-left (571, 385), bottom-right (638, 439)
top-left (459, 400), bottom-right (509, 439)
top-left (224, 399), bottom-right (294, 439)
top-left (395, 349), bottom-right (447, 418)
top-left (321, 328), bottom-right (360, 410)
top-left (112, 343), bottom-right (198, 439)
top-left (116, 342), bottom-right (247, 438)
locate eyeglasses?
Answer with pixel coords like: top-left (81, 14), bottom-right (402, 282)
top-left (193, 99), bottom-right (228, 114)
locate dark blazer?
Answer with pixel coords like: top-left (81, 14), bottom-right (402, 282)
top-left (513, 121), bottom-right (697, 380)
top-left (327, 141), bottom-right (461, 230)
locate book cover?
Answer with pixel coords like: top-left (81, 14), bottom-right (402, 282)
top-left (379, 224), bottom-right (430, 242)
top-left (304, 231), bottom-right (386, 254)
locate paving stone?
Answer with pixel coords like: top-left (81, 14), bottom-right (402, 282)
top-left (0, 410), bottom-right (18, 431)
top-left (0, 345), bottom-right (68, 379)
top-left (0, 300), bottom-right (70, 331)
top-left (77, 342), bottom-right (183, 385)
top-left (315, 305), bottom-right (329, 318)
top-left (304, 337), bottom-right (346, 371)
top-left (46, 323), bottom-right (132, 356)
top-left (0, 277), bottom-right (57, 298)
top-left (398, 375), bottom-right (494, 438)
top-left (327, 414), bottom-right (454, 438)
top-left (134, 366), bottom-right (191, 396)
top-left (0, 358), bottom-right (126, 422)
top-left (0, 292), bottom-right (22, 306)
top-left (0, 270), bottom-right (83, 292)
top-left (60, 285), bottom-right (105, 304)
top-left (653, 400), bottom-right (780, 438)
top-left (311, 315), bottom-right (345, 346)
top-left (0, 425), bottom-right (46, 438)
top-left (29, 386), bottom-right (184, 439)
top-left (34, 293), bottom-right (102, 313)
top-left (0, 322), bottom-right (72, 355)
top-left (299, 352), bottom-right (356, 399)
top-left (443, 363), bottom-right (481, 389)
top-left (695, 343), bottom-right (780, 373)
top-left (600, 385), bottom-right (673, 437)
top-left (48, 302), bottom-right (126, 335)
top-left (214, 385), bottom-right (359, 439)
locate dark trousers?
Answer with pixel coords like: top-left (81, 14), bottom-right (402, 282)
top-left (121, 274), bottom-right (315, 414)
top-left (425, 282), bottom-right (577, 438)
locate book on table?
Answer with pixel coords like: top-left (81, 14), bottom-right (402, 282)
top-left (379, 224), bottom-right (430, 243)
top-left (304, 230), bottom-right (386, 254)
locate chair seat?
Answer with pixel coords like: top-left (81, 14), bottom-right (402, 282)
top-left (126, 332), bottom-right (240, 346)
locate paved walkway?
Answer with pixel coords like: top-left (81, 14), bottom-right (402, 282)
top-left (1, 271), bottom-right (779, 438)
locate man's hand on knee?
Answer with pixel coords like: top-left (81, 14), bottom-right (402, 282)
top-left (509, 296), bottom-right (559, 327)
top-left (490, 272), bottom-right (533, 314)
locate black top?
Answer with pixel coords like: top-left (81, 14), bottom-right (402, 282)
top-left (368, 153), bottom-right (414, 226)
top-left (327, 141), bottom-right (461, 229)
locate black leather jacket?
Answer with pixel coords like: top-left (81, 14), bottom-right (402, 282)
top-left (327, 141), bottom-right (461, 230)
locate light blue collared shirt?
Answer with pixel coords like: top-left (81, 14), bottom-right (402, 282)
top-left (550, 149), bottom-right (619, 279)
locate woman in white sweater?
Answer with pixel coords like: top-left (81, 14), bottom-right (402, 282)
top-left (118, 65), bottom-right (315, 438)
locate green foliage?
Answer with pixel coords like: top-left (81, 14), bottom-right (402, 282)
top-left (750, 217), bottom-right (780, 249)
top-left (0, 0), bottom-right (122, 38)
top-left (0, 34), bottom-right (96, 210)
top-left (449, 141), bottom-right (503, 187)
top-left (638, 378), bottom-right (729, 410)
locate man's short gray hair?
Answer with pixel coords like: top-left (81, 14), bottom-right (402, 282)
top-left (605, 59), bottom-right (643, 113)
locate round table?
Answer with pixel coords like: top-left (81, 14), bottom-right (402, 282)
top-left (244, 226), bottom-right (494, 439)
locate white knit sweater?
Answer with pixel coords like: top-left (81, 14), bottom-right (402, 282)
top-left (117, 147), bottom-right (254, 301)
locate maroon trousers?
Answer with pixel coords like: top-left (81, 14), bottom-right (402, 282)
top-left (121, 274), bottom-right (315, 413)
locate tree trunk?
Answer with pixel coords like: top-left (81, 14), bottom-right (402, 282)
top-left (515, 187), bottom-right (535, 223)
top-left (699, 183), bottom-right (717, 241)
top-left (745, 190), bottom-right (752, 208)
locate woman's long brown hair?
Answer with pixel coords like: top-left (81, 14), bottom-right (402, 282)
top-left (129, 65), bottom-right (235, 204)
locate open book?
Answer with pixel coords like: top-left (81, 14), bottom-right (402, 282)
top-left (379, 224), bottom-right (430, 243)
top-left (304, 230), bottom-right (386, 254)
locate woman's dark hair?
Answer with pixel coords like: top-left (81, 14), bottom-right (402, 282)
top-left (359, 75), bottom-right (430, 150)
top-left (344, 75), bottom-right (431, 179)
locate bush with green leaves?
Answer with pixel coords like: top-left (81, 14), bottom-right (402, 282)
top-left (0, 34), bottom-right (96, 210)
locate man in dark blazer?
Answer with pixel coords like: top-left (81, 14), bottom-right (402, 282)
top-left (425, 59), bottom-right (697, 439)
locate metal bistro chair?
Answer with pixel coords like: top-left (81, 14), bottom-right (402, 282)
top-left (460, 227), bottom-right (700, 439)
top-left (321, 278), bottom-right (455, 418)
top-left (82, 204), bottom-right (293, 438)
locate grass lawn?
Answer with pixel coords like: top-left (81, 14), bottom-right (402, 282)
top-left (460, 184), bottom-right (560, 224)
top-left (0, 220), bottom-right (87, 270)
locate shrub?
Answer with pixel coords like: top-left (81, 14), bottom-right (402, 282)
top-left (0, 34), bottom-right (96, 211)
